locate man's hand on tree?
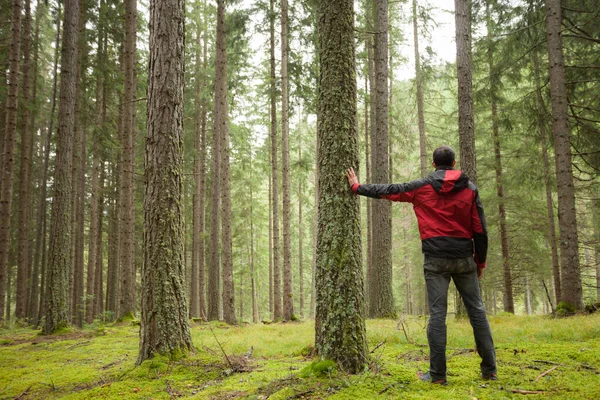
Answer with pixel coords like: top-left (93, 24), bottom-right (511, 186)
top-left (346, 167), bottom-right (358, 187)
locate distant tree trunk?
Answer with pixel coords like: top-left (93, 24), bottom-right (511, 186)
top-left (119, 0), bottom-right (137, 320)
top-left (198, 27), bottom-right (208, 319)
top-left (531, 45), bottom-right (561, 304)
top-left (525, 275), bottom-right (532, 315)
top-left (366, 0), bottom-right (376, 308)
top-left (594, 202), bottom-right (600, 302)
top-left (71, 0), bottom-right (87, 327)
top-left (370, 0), bottom-right (394, 318)
top-left (454, 0), bottom-right (476, 184)
top-left (363, 69), bottom-right (371, 304)
top-left (0, 0), bottom-right (23, 323)
top-left (315, 0), bottom-right (368, 373)
top-left (86, 157), bottom-right (101, 324)
top-left (138, 0), bottom-right (193, 364)
top-left (220, 17), bottom-right (235, 324)
top-left (93, 167), bottom-right (105, 318)
top-left (268, 168), bottom-right (273, 316)
top-left (43, 0), bottom-right (79, 334)
top-left (27, 2), bottom-right (47, 324)
top-left (486, 7), bottom-right (513, 313)
top-left (413, 0), bottom-right (427, 178)
top-left (250, 180), bottom-right (259, 323)
top-left (298, 143), bottom-right (304, 317)
top-left (190, 30), bottom-right (202, 319)
top-left (270, 0), bottom-right (282, 320)
top-left (544, 0), bottom-right (582, 309)
top-left (310, 134), bottom-right (318, 319)
top-left (208, 0), bottom-right (224, 322)
top-left (281, 0), bottom-right (293, 322)
top-left (16, 0), bottom-right (33, 320)
top-left (105, 164), bottom-right (120, 317)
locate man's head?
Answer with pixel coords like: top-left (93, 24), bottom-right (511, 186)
top-left (432, 146), bottom-right (456, 168)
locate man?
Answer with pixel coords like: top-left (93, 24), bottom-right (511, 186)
top-left (346, 145), bottom-right (496, 385)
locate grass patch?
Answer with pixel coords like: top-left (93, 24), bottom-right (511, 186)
top-left (1, 313), bottom-right (599, 399)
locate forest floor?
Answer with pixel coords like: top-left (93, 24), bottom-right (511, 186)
top-left (1, 313), bottom-right (599, 399)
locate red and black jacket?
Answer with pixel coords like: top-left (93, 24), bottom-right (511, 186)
top-left (351, 166), bottom-right (488, 268)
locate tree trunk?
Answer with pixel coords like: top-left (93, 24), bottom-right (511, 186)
top-left (105, 163), bottom-right (120, 318)
top-left (298, 143), bottom-right (304, 318)
top-left (486, 7), bottom-right (513, 313)
top-left (198, 24), bottom-right (208, 320)
top-left (209, 0), bottom-right (224, 322)
top-left (71, 0), bottom-right (87, 327)
top-left (315, 0), bottom-right (368, 373)
top-left (250, 180), bottom-right (259, 323)
top-left (93, 167), bottom-right (105, 318)
top-left (0, 0), bottom-right (23, 323)
top-left (268, 165), bottom-right (273, 316)
top-left (118, 0), bottom-right (137, 320)
top-left (43, 0), bottom-right (79, 334)
top-left (190, 29), bottom-right (202, 319)
top-left (544, 0), bottom-right (582, 309)
top-left (370, 0), bottom-right (394, 318)
top-left (270, 0), bottom-right (282, 320)
top-left (531, 44), bottom-right (561, 304)
top-left (138, 0), bottom-right (193, 364)
top-left (454, 0), bottom-right (476, 184)
top-left (363, 66), bottom-right (371, 305)
top-left (310, 133), bottom-right (318, 319)
top-left (413, 0), bottom-right (427, 178)
top-left (281, 0), bottom-right (294, 322)
top-left (15, 0), bottom-right (33, 320)
top-left (220, 26), bottom-right (235, 325)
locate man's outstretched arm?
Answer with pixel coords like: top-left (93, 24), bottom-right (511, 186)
top-left (346, 167), bottom-right (426, 202)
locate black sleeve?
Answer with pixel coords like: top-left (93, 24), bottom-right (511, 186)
top-left (354, 178), bottom-right (429, 199)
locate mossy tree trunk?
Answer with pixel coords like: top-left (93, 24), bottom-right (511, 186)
top-left (138, 0), bottom-right (193, 364)
top-left (544, 0), bottom-right (582, 309)
top-left (43, 0), bottom-right (79, 334)
top-left (315, 0), bottom-right (368, 374)
top-left (413, 0), bottom-right (427, 179)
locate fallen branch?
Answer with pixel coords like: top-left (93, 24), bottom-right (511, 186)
top-left (533, 359), bottom-right (560, 365)
top-left (370, 340), bottom-right (385, 354)
top-left (510, 389), bottom-right (546, 395)
top-left (208, 325), bottom-right (234, 370)
top-left (535, 365), bottom-right (558, 382)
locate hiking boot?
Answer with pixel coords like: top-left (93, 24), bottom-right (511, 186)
top-left (481, 373), bottom-right (497, 381)
top-left (417, 371), bottom-right (448, 386)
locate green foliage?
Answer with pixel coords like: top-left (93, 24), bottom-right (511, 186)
top-left (299, 359), bottom-right (336, 378)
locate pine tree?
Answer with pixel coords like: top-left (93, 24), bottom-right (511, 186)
top-left (138, 0), bottom-right (193, 363)
top-left (315, 0), bottom-right (368, 374)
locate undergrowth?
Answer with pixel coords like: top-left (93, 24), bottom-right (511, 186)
top-left (1, 313), bottom-right (599, 399)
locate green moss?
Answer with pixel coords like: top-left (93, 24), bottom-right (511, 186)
top-left (1, 314), bottom-right (600, 399)
top-left (557, 301), bottom-right (577, 316)
top-left (118, 312), bottom-right (136, 322)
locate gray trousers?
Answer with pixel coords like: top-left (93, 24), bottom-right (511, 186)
top-left (424, 255), bottom-right (497, 381)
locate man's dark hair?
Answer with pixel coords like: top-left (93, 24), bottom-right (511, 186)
top-left (433, 146), bottom-right (455, 167)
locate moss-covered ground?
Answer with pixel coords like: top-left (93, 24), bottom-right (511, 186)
top-left (1, 313), bottom-right (599, 399)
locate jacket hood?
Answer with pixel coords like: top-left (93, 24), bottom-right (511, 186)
top-left (429, 167), bottom-right (469, 194)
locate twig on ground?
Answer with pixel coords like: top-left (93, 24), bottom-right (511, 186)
top-left (13, 385), bottom-right (32, 399)
top-left (535, 365), bottom-right (558, 382)
top-left (208, 325), bottom-right (234, 370)
top-left (510, 389), bottom-right (546, 394)
top-left (378, 383), bottom-right (396, 394)
top-left (370, 340), bottom-right (385, 354)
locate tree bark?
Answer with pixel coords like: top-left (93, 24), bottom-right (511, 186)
top-left (270, 0), bottom-right (282, 320)
top-left (370, 0), bottom-right (394, 318)
top-left (119, 0), bottom-right (137, 320)
top-left (71, 0), bottom-right (87, 327)
top-left (250, 178), bottom-right (259, 323)
top-left (298, 142), bottom-right (304, 318)
top-left (413, 0), bottom-right (427, 178)
top-left (93, 167), bottom-right (105, 318)
top-left (27, 2), bottom-right (47, 324)
top-left (138, 0), bottom-right (193, 364)
top-left (0, 0), bottom-right (23, 323)
top-left (43, 0), bottom-right (79, 334)
top-left (15, 0), bottom-right (33, 320)
top-left (531, 43), bottom-right (561, 305)
top-left (486, 6), bottom-right (513, 313)
top-left (454, 0), bottom-right (476, 184)
top-left (105, 163), bottom-right (120, 318)
top-left (281, 0), bottom-right (294, 322)
top-left (544, 0), bottom-right (582, 309)
top-left (315, 0), bottom-right (368, 373)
